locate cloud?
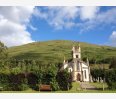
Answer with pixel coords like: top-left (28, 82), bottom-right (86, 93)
top-left (77, 7), bottom-right (116, 33)
top-left (34, 6), bottom-right (79, 29)
top-left (34, 6), bottom-right (101, 30)
top-left (0, 6), bottom-right (35, 47)
top-left (1, 6), bottom-right (116, 47)
top-left (80, 6), bottom-right (100, 20)
top-left (34, 6), bottom-right (116, 34)
top-left (109, 31), bottom-right (116, 46)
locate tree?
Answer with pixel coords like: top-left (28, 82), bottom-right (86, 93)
top-left (91, 68), bottom-right (105, 82)
top-left (56, 69), bottom-right (72, 91)
top-left (109, 57), bottom-right (116, 69)
top-left (105, 69), bottom-right (116, 90)
top-left (0, 41), bottom-right (8, 60)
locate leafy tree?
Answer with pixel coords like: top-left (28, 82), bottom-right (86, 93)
top-left (105, 69), bottom-right (116, 90)
top-left (56, 69), bottom-right (72, 91)
top-left (11, 67), bottom-right (22, 75)
top-left (91, 68), bottom-right (105, 82)
top-left (109, 57), bottom-right (116, 69)
top-left (9, 73), bottom-right (28, 91)
top-left (0, 41), bottom-right (8, 60)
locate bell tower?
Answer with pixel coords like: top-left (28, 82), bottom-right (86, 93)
top-left (72, 43), bottom-right (81, 59)
top-left (72, 42), bottom-right (81, 81)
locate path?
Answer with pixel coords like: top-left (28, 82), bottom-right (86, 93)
top-left (79, 82), bottom-right (97, 90)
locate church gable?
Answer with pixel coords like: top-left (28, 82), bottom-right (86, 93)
top-left (81, 61), bottom-right (89, 67)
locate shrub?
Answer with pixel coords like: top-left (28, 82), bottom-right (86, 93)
top-left (27, 73), bottom-right (38, 90)
top-left (50, 78), bottom-right (59, 91)
top-left (105, 69), bottom-right (116, 90)
top-left (8, 73), bottom-right (29, 91)
top-left (109, 57), bottom-right (116, 69)
top-left (56, 70), bottom-right (72, 91)
top-left (0, 73), bottom-right (9, 91)
top-left (91, 69), bottom-right (105, 82)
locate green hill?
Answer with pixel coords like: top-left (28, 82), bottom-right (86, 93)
top-left (8, 40), bottom-right (116, 65)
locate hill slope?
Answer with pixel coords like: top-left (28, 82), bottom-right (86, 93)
top-left (8, 40), bottom-right (116, 64)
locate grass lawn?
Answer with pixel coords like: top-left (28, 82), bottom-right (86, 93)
top-left (1, 82), bottom-right (116, 93)
top-left (90, 82), bottom-right (108, 90)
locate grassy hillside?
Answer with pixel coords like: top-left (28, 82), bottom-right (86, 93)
top-left (8, 40), bottom-right (116, 65)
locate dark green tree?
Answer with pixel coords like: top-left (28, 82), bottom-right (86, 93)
top-left (56, 69), bottom-right (72, 91)
top-left (0, 41), bottom-right (8, 60)
top-left (105, 69), bottom-right (116, 90)
top-left (109, 57), bottom-right (116, 69)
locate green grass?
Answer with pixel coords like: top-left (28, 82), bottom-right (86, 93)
top-left (1, 82), bottom-right (116, 93)
top-left (8, 40), bottom-right (116, 67)
top-left (90, 82), bottom-right (108, 89)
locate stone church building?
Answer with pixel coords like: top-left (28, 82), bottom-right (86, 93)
top-left (61, 44), bottom-right (91, 82)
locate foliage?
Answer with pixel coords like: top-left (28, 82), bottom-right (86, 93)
top-left (0, 73), bottom-right (9, 91)
top-left (105, 69), bottom-right (116, 90)
top-left (0, 41), bottom-right (116, 91)
top-left (50, 78), bottom-right (59, 91)
top-left (0, 73), bottom-right (29, 91)
top-left (0, 41), bottom-right (8, 60)
top-left (27, 73), bottom-right (38, 90)
top-left (109, 57), bottom-right (116, 69)
top-left (8, 73), bottom-right (29, 91)
top-left (56, 70), bottom-right (72, 91)
top-left (91, 68), bottom-right (105, 82)
top-left (11, 67), bottom-right (22, 75)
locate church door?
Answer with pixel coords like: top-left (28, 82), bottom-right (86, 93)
top-left (77, 73), bottom-right (81, 81)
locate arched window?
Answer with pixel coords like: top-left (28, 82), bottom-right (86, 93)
top-left (76, 55), bottom-right (78, 58)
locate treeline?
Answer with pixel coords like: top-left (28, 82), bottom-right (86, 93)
top-left (0, 41), bottom-right (72, 91)
top-left (82, 56), bottom-right (114, 64)
top-left (0, 62), bottom-right (72, 91)
top-left (91, 57), bottom-right (116, 90)
top-left (0, 59), bottom-right (61, 73)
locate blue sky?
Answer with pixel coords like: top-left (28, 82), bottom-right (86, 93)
top-left (0, 6), bottom-right (116, 47)
top-left (29, 6), bottom-right (116, 46)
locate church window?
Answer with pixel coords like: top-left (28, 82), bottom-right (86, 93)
top-left (76, 55), bottom-right (78, 58)
top-left (84, 70), bottom-right (86, 79)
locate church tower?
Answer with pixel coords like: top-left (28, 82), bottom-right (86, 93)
top-left (72, 43), bottom-right (81, 81)
top-left (72, 43), bottom-right (81, 59)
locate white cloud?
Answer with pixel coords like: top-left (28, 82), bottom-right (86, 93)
top-left (109, 31), bottom-right (116, 46)
top-left (34, 6), bottom-right (79, 29)
top-left (80, 6), bottom-right (100, 21)
top-left (27, 24), bottom-right (37, 31)
top-left (96, 7), bottom-right (116, 25)
top-left (78, 7), bottom-right (116, 33)
top-left (35, 6), bottom-right (116, 34)
top-left (34, 6), bottom-right (101, 30)
top-left (0, 6), bottom-right (35, 47)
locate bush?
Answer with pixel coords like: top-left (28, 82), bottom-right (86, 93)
top-left (8, 73), bottom-right (29, 91)
top-left (105, 69), bottom-right (116, 90)
top-left (0, 73), bottom-right (9, 91)
top-left (27, 73), bottom-right (38, 90)
top-left (109, 57), bottom-right (116, 69)
top-left (91, 69), bottom-right (105, 82)
top-left (56, 70), bottom-right (72, 91)
top-left (50, 78), bottom-right (59, 91)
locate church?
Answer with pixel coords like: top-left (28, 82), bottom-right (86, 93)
top-left (61, 43), bottom-right (91, 82)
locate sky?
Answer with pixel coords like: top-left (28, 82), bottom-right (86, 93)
top-left (0, 6), bottom-right (116, 47)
